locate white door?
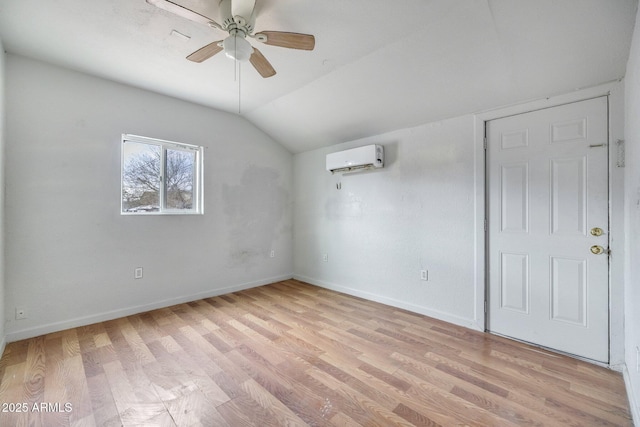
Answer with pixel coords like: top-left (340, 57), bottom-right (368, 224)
top-left (487, 97), bottom-right (609, 363)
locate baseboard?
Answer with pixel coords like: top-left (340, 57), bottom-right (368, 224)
top-left (0, 334), bottom-right (6, 358)
top-left (294, 274), bottom-right (478, 331)
top-left (623, 364), bottom-right (640, 426)
top-left (5, 274), bottom-right (293, 343)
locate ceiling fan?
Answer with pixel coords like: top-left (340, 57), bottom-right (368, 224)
top-left (146, 0), bottom-right (315, 78)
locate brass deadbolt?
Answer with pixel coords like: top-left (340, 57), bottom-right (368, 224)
top-left (590, 227), bottom-right (604, 237)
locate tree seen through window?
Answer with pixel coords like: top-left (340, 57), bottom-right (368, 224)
top-left (121, 135), bottom-right (202, 214)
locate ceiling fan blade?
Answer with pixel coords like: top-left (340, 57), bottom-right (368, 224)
top-left (187, 41), bottom-right (224, 63)
top-left (146, 0), bottom-right (221, 28)
top-left (250, 48), bottom-right (276, 78)
top-left (255, 31), bottom-right (315, 50)
top-left (231, 0), bottom-right (256, 19)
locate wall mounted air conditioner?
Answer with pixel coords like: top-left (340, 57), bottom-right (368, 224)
top-left (326, 144), bottom-right (384, 174)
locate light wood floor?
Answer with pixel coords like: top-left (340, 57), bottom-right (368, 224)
top-left (0, 279), bottom-right (633, 426)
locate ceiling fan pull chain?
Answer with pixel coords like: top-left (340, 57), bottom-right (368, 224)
top-left (238, 62), bottom-right (242, 114)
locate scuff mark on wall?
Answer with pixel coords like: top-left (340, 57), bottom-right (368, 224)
top-left (223, 165), bottom-right (289, 268)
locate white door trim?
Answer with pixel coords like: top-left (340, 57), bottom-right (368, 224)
top-left (472, 81), bottom-right (625, 367)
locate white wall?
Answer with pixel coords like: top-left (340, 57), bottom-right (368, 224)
top-left (4, 55), bottom-right (293, 341)
top-left (0, 39), bottom-right (6, 355)
top-left (293, 116), bottom-right (479, 328)
top-left (624, 3), bottom-right (640, 422)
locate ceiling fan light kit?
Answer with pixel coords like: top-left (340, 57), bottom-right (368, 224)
top-left (146, 0), bottom-right (315, 78)
top-left (223, 33), bottom-right (253, 62)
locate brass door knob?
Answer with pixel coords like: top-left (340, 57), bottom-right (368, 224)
top-left (590, 245), bottom-right (605, 255)
top-left (590, 227), bottom-right (604, 236)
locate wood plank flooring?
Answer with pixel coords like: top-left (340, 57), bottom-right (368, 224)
top-left (0, 279), bottom-right (633, 426)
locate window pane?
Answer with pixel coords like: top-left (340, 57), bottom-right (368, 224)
top-left (122, 142), bottom-right (161, 213)
top-left (165, 148), bottom-right (195, 211)
top-left (121, 134), bottom-right (203, 215)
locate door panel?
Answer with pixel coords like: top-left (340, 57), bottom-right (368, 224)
top-left (500, 252), bottom-right (529, 313)
top-left (550, 256), bottom-right (587, 325)
top-left (501, 163), bottom-right (529, 233)
top-left (487, 96), bottom-right (609, 363)
top-left (551, 156), bottom-right (587, 235)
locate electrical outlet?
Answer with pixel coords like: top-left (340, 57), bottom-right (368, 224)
top-left (15, 307), bottom-right (27, 320)
top-left (270, 250), bottom-right (275, 258)
top-left (420, 270), bottom-right (428, 281)
top-left (134, 267), bottom-right (143, 279)
top-left (322, 254), bottom-right (328, 262)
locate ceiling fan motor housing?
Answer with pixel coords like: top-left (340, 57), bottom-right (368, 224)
top-left (219, 0), bottom-right (255, 34)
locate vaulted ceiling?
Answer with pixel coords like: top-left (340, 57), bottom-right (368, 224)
top-left (0, 0), bottom-right (637, 153)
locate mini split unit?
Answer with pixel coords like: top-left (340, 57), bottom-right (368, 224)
top-left (326, 144), bottom-right (384, 174)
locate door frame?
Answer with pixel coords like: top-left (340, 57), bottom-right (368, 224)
top-left (472, 81), bottom-right (626, 368)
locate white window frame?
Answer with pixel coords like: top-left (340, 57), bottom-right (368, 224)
top-left (121, 134), bottom-right (204, 215)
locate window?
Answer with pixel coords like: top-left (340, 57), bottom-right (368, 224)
top-left (121, 134), bottom-right (203, 214)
